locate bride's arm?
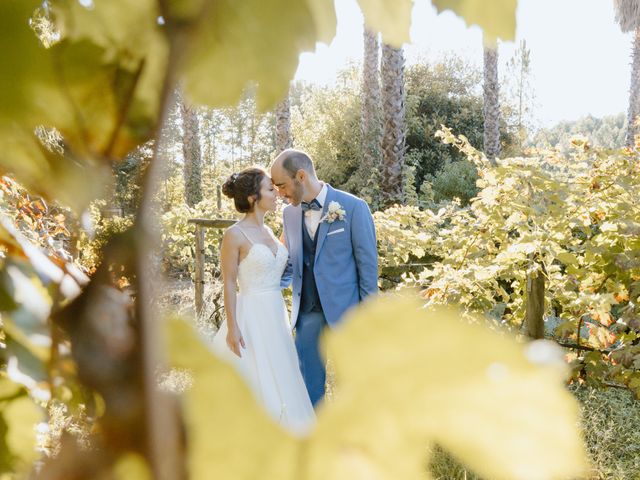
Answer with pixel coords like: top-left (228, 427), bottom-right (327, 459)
top-left (220, 228), bottom-right (245, 357)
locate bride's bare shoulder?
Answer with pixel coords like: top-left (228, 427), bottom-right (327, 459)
top-left (222, 225), bottom-right (244, 245)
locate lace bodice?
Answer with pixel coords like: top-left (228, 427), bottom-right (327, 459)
top-left (238, 242), bottom-right (288, 294)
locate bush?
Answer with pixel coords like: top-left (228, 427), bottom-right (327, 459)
top-left (427, 159), bottom-right (479, 205)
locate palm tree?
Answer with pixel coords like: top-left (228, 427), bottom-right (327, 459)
top-left (360, 27), bottom-right (383, 204)
top-left (180, 95), bottom-right (203, 207)
top-left (380, 42), bottom-right (405, 206)
top-left (275, 93), bottom-right (292, 153)
top-left (483, 38), bottom-right (501, 163)
top-left (614, 0), bottom-right (640, 146)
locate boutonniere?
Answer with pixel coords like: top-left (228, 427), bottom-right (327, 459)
top-left (321, 201), bottom-right (346, 223)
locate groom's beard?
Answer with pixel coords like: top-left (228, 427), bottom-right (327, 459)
top-left (290, 180), bottom-right (304, 206)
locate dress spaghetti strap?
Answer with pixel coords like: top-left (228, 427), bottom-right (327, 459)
top-left (234, 226), bottom-right (254, 244)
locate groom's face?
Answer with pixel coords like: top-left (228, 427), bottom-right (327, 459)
top-left (272, 167), bottom-right (304, 206)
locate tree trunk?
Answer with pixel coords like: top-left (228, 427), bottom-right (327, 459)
top-left (626, 27), bottom-right (640, 147)
top-left (483, 42), bottom-right (501, 162)
top-left (360, 28), bottom-right (383, 201)
top-left (181, 99), bottom-right (203, 207)
top-left (275, 93), bottom-right (292, 153)
top-left (380, 43), bottom-right (405, 207)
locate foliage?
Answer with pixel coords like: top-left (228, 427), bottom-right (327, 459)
top-left (76, 200), bottom-right (134, 273)
top-left (291, 67), bottom-right (364, 194)
top-left (113, 144), bottom-right (153, 216)
top-left (501, 39), bottom-right (536, 156)
top-left (405, 57), bottom-right (516, 199)
top-left (432, 0), bottom-right (517, 42)
top-left (3, 0), bottom-right (591, 477)
top-left (379, 130), bottom-right (640, 397)
top-left (0, 179), bottom-right (90, 477)
top-left (532, 113), bottom-right (626, 153)
top-left (426, 158), bottom-right (479, 205)
top-left (291, 56), bottom-right (516, 208)
top-left (160, 197), bottom-right (231, 275)
top-left (159, 191), bottom-right (283, 276)
top-left (0, 176), bottom-right (73, 261)
top-left (166, 296), bottom-right (585, 480)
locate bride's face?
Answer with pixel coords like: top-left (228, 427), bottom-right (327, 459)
top-left (255, 175), bottom-right (278, 212)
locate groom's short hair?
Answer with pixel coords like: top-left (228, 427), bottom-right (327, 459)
top-left (280, 149), bottom-right (316, 179)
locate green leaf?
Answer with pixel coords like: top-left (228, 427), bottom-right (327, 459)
top-left (556, 251), bottom-right (579, 266)
top-left (432, 0), bottom-right (517, 42)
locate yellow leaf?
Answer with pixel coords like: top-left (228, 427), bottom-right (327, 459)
top-left (113, 453), bottom-right (152, 480)
top-left (165, 295), bottom-right (586, 480)
top-left (432, 0), bottom-right (517, 42)
top-left (557, 251), bottom-right (579, 266)
top-left (357, 0), bottom-right (413, 46)
top-left (0, 0), bottom-right (165, 209)
top-left (306, 0), bottom-right (338, 44)
top-left (599, 221), bottom-right (617, 232)
top-left (182, 0), bottom-right (336, 111)
top-left (2, 394), bottom-right (43, 470)
top-left (164, 319), bottom-right (298, 480)
top-left (311, 296), bottom-right (587, 480)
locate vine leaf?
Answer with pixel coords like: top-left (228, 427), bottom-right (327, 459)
top-left (180, 0), bottom-right (336, 111)
top-left (0, 0), bottom-right (165, 210)
top-left (166, 295), bottom-right (586, 480)
top-left (432, 0), bottom-right (518, 41)
top-left (165, 318), bottom-right (298, 480)
top-left (357, 0), bottom-right (413, 46)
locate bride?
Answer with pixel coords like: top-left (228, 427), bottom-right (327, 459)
top-left (211, 167), bottom-right (315, 436)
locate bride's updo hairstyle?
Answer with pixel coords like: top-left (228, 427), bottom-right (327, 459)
top-left (222, 167), bottom-right (267, 213)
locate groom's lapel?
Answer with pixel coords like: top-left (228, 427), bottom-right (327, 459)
top-left (314, 184), bottom-right (334, 261)
top-left (292, 205), bottom-right (303, 276)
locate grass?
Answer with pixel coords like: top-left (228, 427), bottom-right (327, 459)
top-left (573, 385), bottom-right (640, 479)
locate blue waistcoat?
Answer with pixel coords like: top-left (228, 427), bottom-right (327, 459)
top-left (300, 218), bottom-right (322, 313)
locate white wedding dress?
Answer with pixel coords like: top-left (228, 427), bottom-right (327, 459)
top-left (211, 229), bottom-right (315, 436)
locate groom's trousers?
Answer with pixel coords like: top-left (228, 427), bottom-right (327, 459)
top-left (294, 310), bottom-right (327, 407)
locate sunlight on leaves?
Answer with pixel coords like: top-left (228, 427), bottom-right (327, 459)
top-left (357, 0), bottom-right (413, 46)
top-left (309, 296), bottom-right (587, 480)
top-left (166, 294), bottom-right (586, 480)
top-left (181, 0), bottom-right (336, 111)
top-left (0, 390), bottom-right (42, 472)
top-left (432, 0), bottom-right (517, 42)
top-left (0, 0), bottom-right (165, 209)
top-left (165, 318), bottom-right (299, 480)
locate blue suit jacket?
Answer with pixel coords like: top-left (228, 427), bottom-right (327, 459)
top-left (281, 184), bottom-right (378, 328)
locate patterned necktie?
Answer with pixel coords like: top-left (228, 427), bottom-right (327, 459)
top-left (301, 199), bottom-right (322, 212)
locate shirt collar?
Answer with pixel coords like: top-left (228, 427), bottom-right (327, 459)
top-left (314, 183), bottom-right (328, 208)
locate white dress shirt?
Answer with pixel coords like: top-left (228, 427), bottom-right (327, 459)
top-left (304, 183), bottom-right (327, 239)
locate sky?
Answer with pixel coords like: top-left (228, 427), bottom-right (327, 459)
top-left (294, 0), bottom-right (632, 128)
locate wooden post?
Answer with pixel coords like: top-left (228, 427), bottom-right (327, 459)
top-left (188, 218), bottom-right (236, 316)
top-left (194, 224), bottom-right (205, 316)
top-left (525, 265), bottom-right (545, 339)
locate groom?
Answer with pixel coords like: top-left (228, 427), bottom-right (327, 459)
top-left (271, 149), bottom-right (378, 407)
